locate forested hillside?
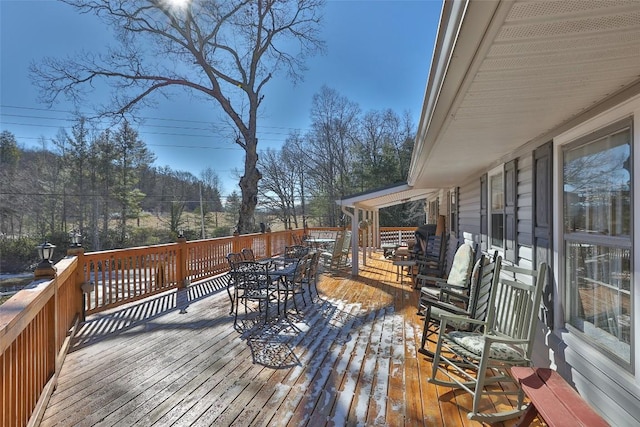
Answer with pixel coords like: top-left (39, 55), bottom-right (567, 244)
top-left (0, 122), bottom-right (227, 270)
top-left (1, 88), bottom-right (425, 272)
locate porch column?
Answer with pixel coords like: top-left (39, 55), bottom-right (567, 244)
top-left (351, 207), bottom-right (359, 276)
top-left (366, 210), bottom-right (373, 259)
top-left (373, 209), bottom-right (380, 249)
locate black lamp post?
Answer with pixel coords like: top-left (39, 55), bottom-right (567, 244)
top-left (34, 241), bottom-right (56, 279)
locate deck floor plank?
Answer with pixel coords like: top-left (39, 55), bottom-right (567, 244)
top-left (215, 302), bottom-right (332, 426)
top-left (41, 252), bottom-right (543, 427)
top-left (230, 303), bottom-right (339, 426)
top-left (347, 305), bottom-right (388, 425)
top-left (247, 300), bottom-right (353, 427)
top-left (276, 300), bottom-right (363, 426)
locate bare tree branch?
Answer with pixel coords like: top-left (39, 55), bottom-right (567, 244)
top-left (32, 0), bottom-right (326, 232)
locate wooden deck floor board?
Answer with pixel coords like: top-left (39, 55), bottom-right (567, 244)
top-left (49, 299), bottom-right (230, 406)
top-left (142, 333), bottom-right (252, 426)
top-left (40, 252), bottom-right (543, 427)
top-left (216, 301), bottom-right (335, 426)
top-left (347, 305), bottom-right (389, 425)
top-left (274, 300), bottom-right (364, 426)
top-left (99, 329), bottom-right (246, 426)
top-left (43, 297), bottom-right (244, 427)
top-left (365, 307), bottom-right (393, 426)
top-left (246, 301), bottom-right (352, 427)
top-left (301, 306), bottom-right (377, 426)
top-left (328, 308), bottom-right (378, 425)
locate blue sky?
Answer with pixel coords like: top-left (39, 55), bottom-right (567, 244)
top-left (0, 0), bottom-right (441, 197)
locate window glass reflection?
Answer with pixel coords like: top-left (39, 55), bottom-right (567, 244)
top-left (563, 129), bottom-right (631, 237)
top-left (566, 242), bottom-right (631, 362)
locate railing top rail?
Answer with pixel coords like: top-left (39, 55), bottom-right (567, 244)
top-left (379, 227), bottom-right (418, 231)
top-left (0, 256), bottom-right (77, 353)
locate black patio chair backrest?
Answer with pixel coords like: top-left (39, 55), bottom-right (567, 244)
top-left (241, 247), bottom-right (255, 261)
top-left (284, 245), bottom-right (309, 260)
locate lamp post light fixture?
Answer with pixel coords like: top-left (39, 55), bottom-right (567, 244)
top-left (34, 241), bottom-right (57, 279)
top-left (70, 230), bottom-right (82, 247)
top-left (68, 230), bottom-right (84, 256)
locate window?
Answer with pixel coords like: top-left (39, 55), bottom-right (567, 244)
top-left (484, 161), bottom-right (517, 261)
top-left (448, 188), bottom-right (458, 236)
top-left (428, 198), bottom-right (439, 224)
top-left (563, 119), bottom-right (632, 366)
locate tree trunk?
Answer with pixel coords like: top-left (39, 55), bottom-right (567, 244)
top-left (237, 137), bottom-right (261, 234)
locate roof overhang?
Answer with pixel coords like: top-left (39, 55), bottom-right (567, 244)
top-left (338, 183), bottom-right (437, 210)
top-left (409, 0), bottom-right (640, 189)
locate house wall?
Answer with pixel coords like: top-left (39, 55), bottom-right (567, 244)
top-left (439, 93), bottom-right (640, 426)
top-left (458, 177), bottom-right (480, 246)
top-left (516, 154), bottom-right (533, 268)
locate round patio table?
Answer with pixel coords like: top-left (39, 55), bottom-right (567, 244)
top-left (305, 237), bottom-right (335, 250)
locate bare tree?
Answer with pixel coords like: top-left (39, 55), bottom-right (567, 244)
top-left (283, 133), bottom-right (308, 227)
top-left (306, 85), bottom-right (359, 225)
top-left (0, 131), bottom-right (22, 235)
top-left (31, 0), bottom-right (325, 233)
top-left (200, 167), bottom-right (224, 214)
top-left (354, 109), bottom-right (414, 188)
top-left (225, 190), bottom-right (241, 228)
top-left (258, 147), bottom-right (298, 228)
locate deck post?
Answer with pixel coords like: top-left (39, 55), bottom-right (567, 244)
top-left (232, 230), bottom-right (241, 254)
top-left (265, 230), bottom-right (272, 258)
top-left (68, 247), bottom-right (86, 321)
top-left (176, 235), bottom-right (188, 288)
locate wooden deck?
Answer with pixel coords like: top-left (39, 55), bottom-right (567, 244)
top-left (40, 253), bottom-right (539, 427)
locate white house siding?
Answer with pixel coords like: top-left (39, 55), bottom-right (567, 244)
top-left (516, 155), bottom-right (534, 269)
top-left (457, 177), bottom-right (480, 246)
top-left (455, 154), bottom-right (534, 268)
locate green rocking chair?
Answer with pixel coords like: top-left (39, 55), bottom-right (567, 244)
top-left (428, 261), bottom-right (547, 422)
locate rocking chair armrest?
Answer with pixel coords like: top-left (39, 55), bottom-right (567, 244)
top-left (438, 313), bottom-right (487, 329)
top-left (415, 257), bottom-right (439, 267)
top-left (424, 298), bottom-right (469, 316)
top-left (439, 288), bottom-right (469, 304)
top-left (438, 282), bottom-right (466, 291)
top-left (416, 274), bottom-right (446, 283)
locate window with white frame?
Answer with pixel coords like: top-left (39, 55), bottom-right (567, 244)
top-left (563, 118), bottom-right (632, 366)
top-left (488, 166), bottom-right (504, 249)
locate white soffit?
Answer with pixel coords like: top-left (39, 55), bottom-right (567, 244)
top-left (410, 0), bottom-right (640, 189)
top-left (338, 184), bottom-right (437, 210)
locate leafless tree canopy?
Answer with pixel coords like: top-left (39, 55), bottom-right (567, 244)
top-left (257, 86), bottom-right (418, 228)
top-left (31, 0), bottom-right (326, 233)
